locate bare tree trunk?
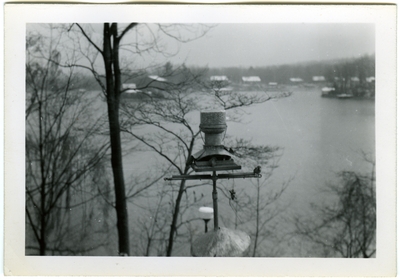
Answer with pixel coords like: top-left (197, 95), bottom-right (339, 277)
top-left (166, 179), bottom-right (186, 256)
top-left (39, 182), bottom-right (47, 255)
top-left (252, 179), bottom-right (261, 257)
top-left (103, 23), bottom-right (130, 256)
top-left (166, 137), bottom-right (197, 256)
top-left (38, 99), bottom-right (47, 256)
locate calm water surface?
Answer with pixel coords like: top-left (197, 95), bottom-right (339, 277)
top-left (228, 86), bottom-right (375, 207)
top-left (118, 86), bottom-right (375, 255)
top-left (122, 86), bottom-right (375, 212)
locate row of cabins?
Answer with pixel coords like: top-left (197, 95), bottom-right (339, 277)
top-left (122, 74), bottom-right (375, 98)
top-left (210, 76), bottom-right (273, 90)
top-left (210, 75), bottom-right (375, 86)
top-left (323, 76), bottom-right (376, 98)
top-left (211, 75), bottom-right (262, 83)
top-left (211, 75), bottom-right (303, 86)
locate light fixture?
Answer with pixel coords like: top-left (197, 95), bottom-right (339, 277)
top-left (199, 207), bottom-right (213, 233)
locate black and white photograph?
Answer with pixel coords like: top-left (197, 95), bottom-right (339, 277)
top-left (4, 4), bottom-right (396, 277)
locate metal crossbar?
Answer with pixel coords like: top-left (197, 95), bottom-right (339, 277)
top-left (164, 172), bottom-right (261, 181)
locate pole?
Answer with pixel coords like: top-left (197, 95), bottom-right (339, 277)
top-left (204, 219), bottom-right (210, 233)
top-left (212, 171), bottom-right (219, 231)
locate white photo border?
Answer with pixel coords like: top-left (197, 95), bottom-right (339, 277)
top-left (4, 3), bottom-right (397, 277)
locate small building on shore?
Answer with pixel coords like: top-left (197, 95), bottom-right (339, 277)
top-left (312, 76), bottom-right (326, 83)
top-left (122, 83), bottom-right (140, 94)
top-left (366, 76), bottom-right (375, 83)
top-left (210, 75), bottom-right (230, 89)
top-left (210, 75), bottom-right (229, 82)
top-left (290, 77), bottom-right (303, 84)
top-left (242, 76), bottom-right (261, 83)
top-left (149, 75), bottom-right (168, 83)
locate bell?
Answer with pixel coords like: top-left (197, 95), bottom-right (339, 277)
top-left (191, 111), bottom-right (241, 172)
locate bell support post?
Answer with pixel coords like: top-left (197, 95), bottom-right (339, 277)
top-left (164, 110), bottom-right (262, 233)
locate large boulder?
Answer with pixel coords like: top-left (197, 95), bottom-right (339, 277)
top-left (191, 227), bottom-right (250, 257)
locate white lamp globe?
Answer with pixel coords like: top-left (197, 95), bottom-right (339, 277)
top-left (199, 207), bottom-right (214, 220)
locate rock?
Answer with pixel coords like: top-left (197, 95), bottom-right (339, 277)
top-left (191, 227), bottom-right (250, 257)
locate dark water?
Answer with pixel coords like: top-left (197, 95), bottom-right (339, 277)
top-left (228, 86), bottom-right (375, 208)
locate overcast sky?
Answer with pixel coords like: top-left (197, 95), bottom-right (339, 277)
top-left (27, 23), bottom-right (375, 69)
top-left (168, 23), bottom-right (375, 68)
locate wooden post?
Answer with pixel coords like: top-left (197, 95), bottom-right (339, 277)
top-left (212, 171), bottom-right (219, 231)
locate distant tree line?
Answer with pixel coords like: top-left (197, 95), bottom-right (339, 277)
top-left (206, 54), bottom-right (375, 85)
top-left (71, 55), bottom-right (375, 91)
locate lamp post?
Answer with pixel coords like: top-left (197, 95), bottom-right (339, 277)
top-left (199, 207), bottom-right (213, 233)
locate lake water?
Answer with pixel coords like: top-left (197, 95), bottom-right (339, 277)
top-left (227, 86), bottom-right (375, 208)
top-left (116, 86), bottom-right (375, 256)
top-left (123, 86), bottom-right (375, 206)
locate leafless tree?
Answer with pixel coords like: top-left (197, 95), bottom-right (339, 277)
top-left (25, 29), bottom-right (110, 255)
top-left (293, 153), bottom-right (376, 258)
top-left (53, 23), bottom-right (213, 256)
top-left (130, 184), bottom-right (170, 256)
top-left (218, 139), bottom-right (291, 257)
top-left (129, 178), bottom-right (206, 257)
